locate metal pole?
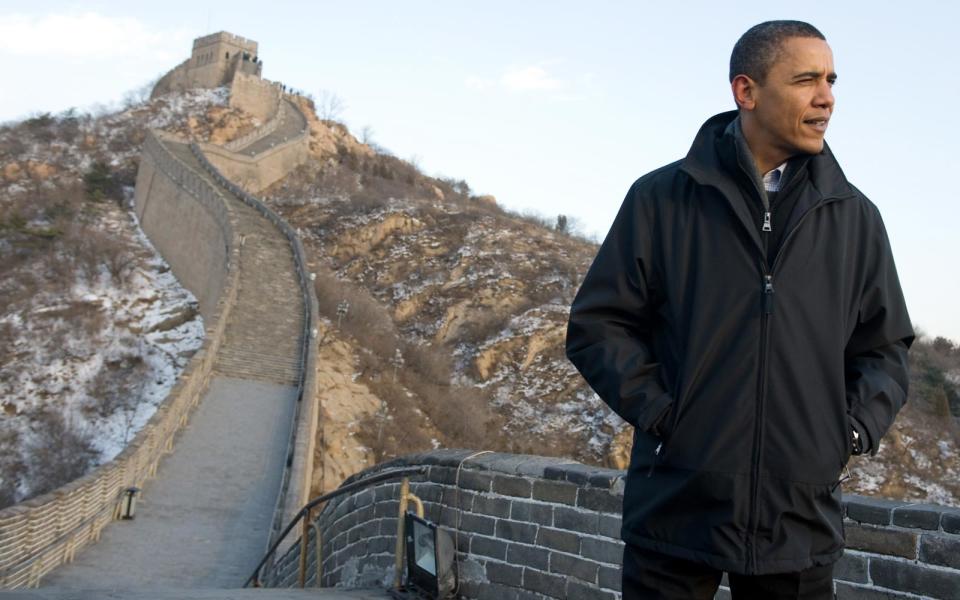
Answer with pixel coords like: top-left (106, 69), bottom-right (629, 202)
top-left (393, 478), bottom-right (410, 590)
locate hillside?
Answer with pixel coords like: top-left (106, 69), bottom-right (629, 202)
top-left (0, 87), bottom-right (265, 507)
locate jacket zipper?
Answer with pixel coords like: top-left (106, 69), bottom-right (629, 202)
top-left (743, 190), bottom-right (852, 573)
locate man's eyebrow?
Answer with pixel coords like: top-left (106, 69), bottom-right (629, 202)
top-left (792, 70), bottom-right (838, 80)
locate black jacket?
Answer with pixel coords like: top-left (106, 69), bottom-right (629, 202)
top-left (565, 110), bottom-right (914, 575)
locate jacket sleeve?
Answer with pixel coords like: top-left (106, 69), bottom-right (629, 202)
top-left (845, 203), bottom-right (915, 457)
top-left (565, 182), bottom-right (673, 434)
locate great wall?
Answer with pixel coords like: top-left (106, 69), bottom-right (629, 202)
top-left (0, 32), bottom-right (958, 600)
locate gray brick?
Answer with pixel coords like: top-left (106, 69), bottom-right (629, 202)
top-left (599, 513), bottom-right (622, 539)
top-left (582, 536), bottom-right (624, 564)
top-left (366, 536), bottom-right (394, 554)
top-left (508, 543), bottom-right (550, 570)
top-left (460, 512), bottom-right (496, 535)
top-left (555, 506), bottom-right (599, 535)
top-left (550, 551), bottom-right (599, 583)
top-left (523, 566), bottom-right (566, 597)
top-left (458, 469), bottom-right (493, 492)
top-left (941, 508), bottom-right (960, 534)
top-left (511, 499), bottom-right (554, 526)
top-left (845, 522), bottom-right (918, 559)
top-left (471, 535), bottom-right (508, 560)
top-left (532, 479), bottom-right (579, 505)
top-left (476, 582), bottom-right (521, 600)
top-left (374, 499), bottom-right (399, 518)
top-left (567, 579), bottom-right (617, 600)
top-left (497, 519), bottom-right (538, 544)
top-left (919, 533), bottom-right (960, 570)
top-left (892, 504), bottom-right (942, 530)
top-left (374, 483), bottom-right (399, 502)
top-left (428, 465), bottom-right (457, 485)
top-left (544, 462), bottom-right (596, 485)
top-left (598, 564), bottom-right (621, 591)
top-left (493, 474), bottom-right (533, 498)
top-left (536, 526), bottom-right (581, 554)
top-left (845, 495), bottom-right (905, 526)
top-left (473, 493), bottom-right (512, 518)
top-left (486, 561), bottom-right (523, 586)
top-left (834, 581), bottom-right (915, 599)
top-left (577, 487), bottom-right (623, 514)
top-left (410, 483), bottom-right (445, 504)
top-left (870, 556), bottom-right (960, 599)
top-left (834, 551), bottom-right (868, 583)
top-left (379, 517), bottom-right (397, 535)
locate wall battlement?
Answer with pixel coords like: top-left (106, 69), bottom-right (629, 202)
top-left (192, 31), bottom-right (258, 54)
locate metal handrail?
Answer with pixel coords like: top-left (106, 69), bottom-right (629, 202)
top-left (243, 465), bottom-right (427, 588)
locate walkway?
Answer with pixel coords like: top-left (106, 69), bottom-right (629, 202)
top-left (38, 137), bottom-right (307, 588)
top-left (237, 99), bottom-right (308, 156)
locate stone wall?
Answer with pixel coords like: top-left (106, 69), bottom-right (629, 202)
top-left (133, 131), bottom-right (233, 322)
top-left (0, 130), bottom-right (241, 589)
top-left (229, 71), bottom-right (281, 123)
top-left (261, 450), bottom-right (960, 600)
top-left (199, 99), bottom-right (309, 194)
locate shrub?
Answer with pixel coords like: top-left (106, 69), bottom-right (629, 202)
top-left (24, 408), bottom-right (100, 498)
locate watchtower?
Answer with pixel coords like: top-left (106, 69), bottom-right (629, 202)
top-left (151, 31), bottom-right (265, 99)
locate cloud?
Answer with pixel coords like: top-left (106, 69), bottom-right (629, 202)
top-left (465, 64), bottom-right (568, 93)
top-left (0, 11), bottom-right (190, 61)
top-left (500, 66), bottom-right (564, 91)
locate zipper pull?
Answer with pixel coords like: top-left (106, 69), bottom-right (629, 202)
top-left (763, 275), bottom-right (775, 314)
top-left (646, 441), bottom-right (663, 477)
top-left (762, 211), bottom-right (772, 232)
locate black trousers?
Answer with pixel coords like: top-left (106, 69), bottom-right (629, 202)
top-left (622, 541), bottom-right (836, 600)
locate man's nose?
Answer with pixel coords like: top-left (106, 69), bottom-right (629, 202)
top-left (814, 80), bottom-right (835, 109)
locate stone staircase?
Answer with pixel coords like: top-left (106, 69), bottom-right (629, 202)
top-left (162, 140), bottom-right (305, 386)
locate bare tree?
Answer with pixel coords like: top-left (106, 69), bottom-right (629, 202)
top-left (316, 89), bottom-right (346, 121)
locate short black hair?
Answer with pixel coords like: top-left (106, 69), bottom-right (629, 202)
top-left (729, 20), bottom-right (826, 84)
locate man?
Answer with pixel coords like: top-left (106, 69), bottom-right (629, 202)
top-left (565, 21), bottom-right (913, 600)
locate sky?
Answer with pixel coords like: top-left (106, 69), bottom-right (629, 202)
top-left (2, 1), bottom-right (958, 342)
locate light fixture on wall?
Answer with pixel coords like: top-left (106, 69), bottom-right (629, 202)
top-left (389, 512), bottom-right (457, 600)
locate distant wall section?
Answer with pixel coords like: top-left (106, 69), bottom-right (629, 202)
top-left (133, 131), bottom-right (233, 322)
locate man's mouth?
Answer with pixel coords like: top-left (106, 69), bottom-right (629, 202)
top-left (803, 117), bottom-right (829, 132)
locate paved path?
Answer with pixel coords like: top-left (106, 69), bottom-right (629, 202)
top-left (238, 99), bottom-right (307, 156)
top-left (38, 136), bottom-right (308, 588)
top-left (39, 377), bottom-right (298, 588)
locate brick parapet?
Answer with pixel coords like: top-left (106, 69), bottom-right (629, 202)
top-left (258, 451), bottom-right (960, 599)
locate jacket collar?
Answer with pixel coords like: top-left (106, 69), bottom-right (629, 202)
top-left (680, 110), bottom-right (856, 261)
top-left (681, 110), bottom-right (855, 202)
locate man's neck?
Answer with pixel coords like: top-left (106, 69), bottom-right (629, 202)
top-left (740, 115), bottom-right (792, 175)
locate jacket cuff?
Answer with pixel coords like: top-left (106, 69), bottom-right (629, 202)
top-left (849, 414), bottom-right (873, 456)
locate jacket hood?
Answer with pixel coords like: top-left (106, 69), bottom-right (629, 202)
top-left (680, 110), bottom-right (856, 203)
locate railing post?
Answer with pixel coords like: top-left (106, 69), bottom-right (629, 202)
top-left (393, 477), bottom-right (410, 590)
top-left (298, 505), bottom-right (312, 587)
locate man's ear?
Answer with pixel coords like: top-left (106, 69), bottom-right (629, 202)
top-left (731, 74), bottom-right (758, 111)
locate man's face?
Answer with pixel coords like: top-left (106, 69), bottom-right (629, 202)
top-left (751, 36), bottom-right (836, 158)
